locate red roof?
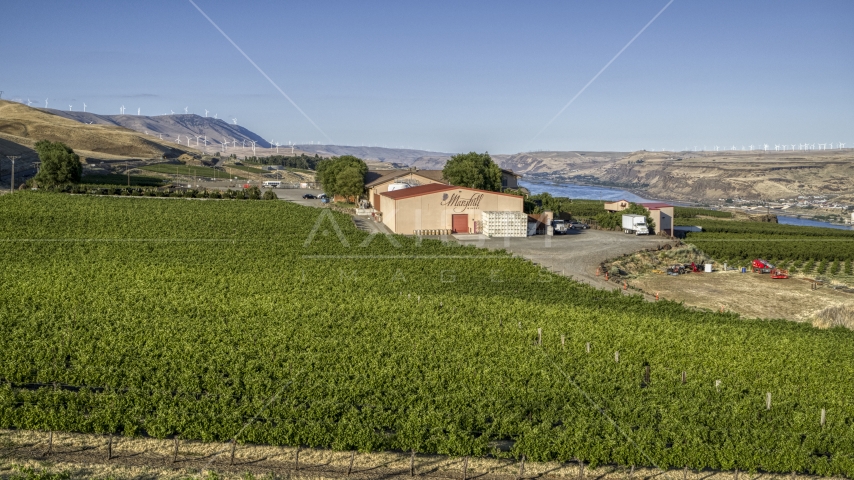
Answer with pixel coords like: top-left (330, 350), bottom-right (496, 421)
top-left (640, 202), bottom-right (673, 210)
top-left (380, 184), bottom-right (521, 201)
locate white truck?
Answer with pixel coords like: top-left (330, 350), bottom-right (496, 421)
top-left (551, 219), bottom-right (568, 234)
top-left (622, 214), bottom-right (649, 235)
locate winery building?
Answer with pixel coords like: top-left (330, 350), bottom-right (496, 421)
top-left (377, 184), bottom-right (524, 235)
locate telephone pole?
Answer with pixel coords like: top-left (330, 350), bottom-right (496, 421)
top-left (6, 156), bottom-right (20, 191)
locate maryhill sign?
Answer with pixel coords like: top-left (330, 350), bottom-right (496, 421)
top-left (440, 192), bottom-right (484, 212)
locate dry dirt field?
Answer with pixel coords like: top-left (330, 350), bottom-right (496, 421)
top-left (0, 430), bottom-right (835, 480)
top-left (629, 270), bottom-right (854, 322)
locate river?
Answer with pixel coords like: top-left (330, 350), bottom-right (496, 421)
top-left (520, 180), bottom-right (853, 231)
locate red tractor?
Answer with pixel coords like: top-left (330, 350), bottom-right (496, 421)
top-left (752, 259), bottom-right (774, 273)
top-left (752, 259), bottom-right (789, 279)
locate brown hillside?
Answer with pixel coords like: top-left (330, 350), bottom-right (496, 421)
top-left (0, 100), bottom-right (193, 160)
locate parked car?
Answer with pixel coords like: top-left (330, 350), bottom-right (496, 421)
top-left (321, 197), bottom-right (330, 204)
top-left (318, 193), bottom-right (329, 199)
top-left (568, 220), bottom-right (589, 229)
top-left (551, 219), bottom-right (569, 234)
top-left (302, 194), bottom-right (316, 199)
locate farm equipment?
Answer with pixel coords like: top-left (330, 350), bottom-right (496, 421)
top-left (666, 264), bottom-right (686, 275)
top-left (752, 259), bottom-right (789, 278)
top-left (770, 268), bottom-right (789, 279)
top-left (752, 259), bottom-right (774, 273)
top-left (666, 263), bottom-right (702, 276)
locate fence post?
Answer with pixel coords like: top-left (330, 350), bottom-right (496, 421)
top-left (766, 392), bottom-right (772, 410)
top-left (615, 351), bottom-right (620, 363)
top-left (561, 335), bottom-right (565, 347)
top-left (173, 437), bottom-right (179, 463)
top-left (585, 342), bottom-right (591, 354)
top-left (537, 328), bottom-right (542, 346)
top-left (107, 434), bottom-right (112, 460)
top-left (410, 449), bottom-right (416, 477)
top-left (517, 455), bottom-right (526, 480)
top-left (463, 456), bottom-right (469, 480)
top-left (230, 439), bottom-right (236, 465)
top-left (820, 408), bottom-right (826, 428)
top-left (348, 450), bottom-right (356, 476)
top-left (681, 371), bottom-right (686, 384)
top-left (644, 365), bottom-right (651, 385)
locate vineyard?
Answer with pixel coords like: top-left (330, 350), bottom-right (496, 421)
top-left (1, 194), bottom-right (854, 476)
top-left (677, 219), bottom-right (854, 271)
top-left (673, 207), bottom-right (733, 219)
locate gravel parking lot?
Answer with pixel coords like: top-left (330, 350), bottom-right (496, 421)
top-left (456, 229), bottom-right (675, 290)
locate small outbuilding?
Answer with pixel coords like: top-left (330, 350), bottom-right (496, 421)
top-left (604, 199), bottom-right (674, 236)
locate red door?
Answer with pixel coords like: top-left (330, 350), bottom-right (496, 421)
top-left (452, 214), bottom-right (468, 233)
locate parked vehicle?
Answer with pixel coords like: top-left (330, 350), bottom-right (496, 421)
top-left (552, 219), bottom-right (568, 234)
top-left (302, 194), bottom-right (316, 199)
top-left (321, 197), bottom-right (330, 204)
top-left (622, 214), bottom-right (649, 235)
top-left (318, 193), bottom-right (329, 199)
top-left (568, 220), bottom-right (589, 229)
top-left (262, 181), bottom-right (281, 188)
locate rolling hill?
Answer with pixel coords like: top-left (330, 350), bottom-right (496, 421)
top-left (43, 108), bottom-right (268, 148)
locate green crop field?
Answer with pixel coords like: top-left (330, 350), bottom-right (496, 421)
top-left (1, 194), bottom-right (854, 476)
top-left (80, 173), bottom-right (165, 187)
top-left (229, 164), bottom-right (269, 175)
top-left (674, 207), bottom-right (733, 219)
top-left (677, 219), bottom-right (854, 270)
top-left (140, 162), bottom-right (235, 179)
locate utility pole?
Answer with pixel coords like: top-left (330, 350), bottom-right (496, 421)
top-left (6, 156), bottom-right (20, 191)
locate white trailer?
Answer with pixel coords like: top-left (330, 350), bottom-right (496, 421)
top-left (622, 214), bottom-right (649, 235)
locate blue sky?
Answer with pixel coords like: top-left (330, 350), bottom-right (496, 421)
top-left (2, 0), bottom-right (852, 153)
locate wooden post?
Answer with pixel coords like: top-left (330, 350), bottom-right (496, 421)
top-left (173, 437), bottom-right (179, 463)
top-left (766, 392), bottom-right (772, 410)
top-left (644, 365), bottom-right (650, 385)
top-left (347, 450), bottom-right (356, 476)
top-left (410, 449), bottom-right (416, 477)
top-left (561, 335), bottom-right (565, 347)
top-left (295, 446), bottom-right (300, 471)
top-left (230, 439), bottom-right (236, 465)
top-left (107, 434), bottom-right (112, 460)
top-left (579, 460), bottom-right (585, 480)
top-left (537, 328), bottom-right (542, 346)
top-left (683, 466), bottom-right (688, 480)
top-left (681, 371), bottom-right (686, 384)
top-left (735, 468), bottom-right (739, 480)
top-left (585, 342), bottom-right (591, 354)
top-left (517, 455), bottom-right (526, 480)
top-left (715, 379), bottom-right (721, 392)
top-left (615, 351), bottom-right (620, 363)
top-left (46, 431), bottom-right (53, 456)
top-left (629, 465), bottom-right (634, 480)
top-left (820, 408), bottom-right (826, 428)
top-left (463, 456), bottom-right (469, 480)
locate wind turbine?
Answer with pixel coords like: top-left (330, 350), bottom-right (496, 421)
top-left (274, 141), bottom-right (280, 153)
top-left (203, 136), bottom-right (207, 148)
top-left (176, 135), bottom-right (180, 143)
top-left (45, 98), bottom-right (48, 108)
top-left (184, 106), bottom-right (188, 114)
top-left (170, 109), bottom-right (174, 115)
top-left (840, 143), bottom-right (846, 149)
top-left (195, 135), bottom-right (201, 146)
top-left (775, 145), bottom-right (780, 151)
top-left (232, 117), bottom-right (237, 125)
top-left (158, 133), bottom-right (163, 140)
top-left (242, 140), bottom-right (246, 149)
top-left (69, 105), bottom-right (73, 111)
top-left (204, 109), bottom-right (209, 117)
top-left (121, 105), bottom-right (126, 114)
top-left (251, 141), bottom-right (256, 155)
top-left (187, 136), bottom-right (191, 147)
top-left (83, 103), bottom-right (86, 112)
top-left (819, 143), bottom-right (826, 150)
top-left (763, 144), bottom-right (768, 152)
top-left (214, 113), bottom-right (218, 119)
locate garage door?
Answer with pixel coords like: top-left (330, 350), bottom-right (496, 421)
top-left (452, 214), bottom-right (468, 233)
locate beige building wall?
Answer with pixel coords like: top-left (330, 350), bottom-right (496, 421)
top-left (380, 188), bottom-right (524, 234)
top-left (651, 206), bottom-right (674, 235)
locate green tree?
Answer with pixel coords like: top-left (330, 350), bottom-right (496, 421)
top-left (316, 155), bottom-right (368, 199)
top-left (441, 152), bottom-right (502, 191)
top-left (32, 140), bottom-right (82, 186)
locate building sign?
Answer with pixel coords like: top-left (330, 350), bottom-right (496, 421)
top-left (441, 192), bottom-right (484, 212)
